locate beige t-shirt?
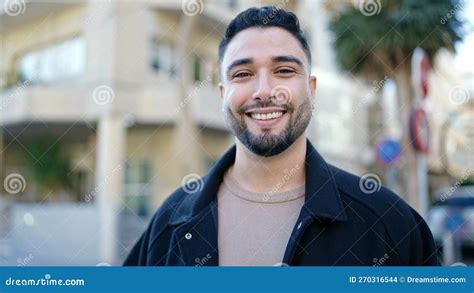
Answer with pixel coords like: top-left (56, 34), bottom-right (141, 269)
top-left (217, 171), bottom-right (305, 266)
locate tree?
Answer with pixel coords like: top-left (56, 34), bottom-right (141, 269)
top-left (327, 0), bottom-right (465, 211)
top-left (23, 136), bottom-right (72, 200)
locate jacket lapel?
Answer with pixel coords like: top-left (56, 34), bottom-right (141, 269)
top-left (282, 140), bottom-right (348, 265)
top-left (168, 146), bottom-right (237, 266)
top-left (173, 200), bottom-right (219, 266)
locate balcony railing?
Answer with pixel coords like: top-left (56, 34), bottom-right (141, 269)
top-left (0, 78), bottom-right (227, 130)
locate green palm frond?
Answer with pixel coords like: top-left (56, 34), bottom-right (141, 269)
top-left (329, 0), bottom-right (465, 77)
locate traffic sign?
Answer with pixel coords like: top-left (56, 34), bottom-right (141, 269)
top-left (410, 108), bottom-right (430, 154)
top-left (412, 47), bottom-right (430, 99)
top-left (376, 139), bottom-right (402, 166)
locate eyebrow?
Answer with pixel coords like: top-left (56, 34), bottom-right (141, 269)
top-left (225, 55), bottom-right (306, 78)
top-left (272, 55), bottom-right (304, 68)
top-left (226, 58), bottom-right (253, 78)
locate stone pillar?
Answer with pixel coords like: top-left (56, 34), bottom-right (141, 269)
top-left (0, 128), bottom-right (3, 195)
top-left (96, 113), bottom-right (125, 264)
top-left (84, 0), bottom-right (151, 263)
top-left (173, 14), bottom-right (201, 177)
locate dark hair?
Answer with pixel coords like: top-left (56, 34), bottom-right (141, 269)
top-left (218, 6), bottom-right (311, 67)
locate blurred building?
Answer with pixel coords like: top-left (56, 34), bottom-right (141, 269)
top-left (427, 50), bottom-right (474, 192)
top-left (0, 0), bottom-right (376, 265)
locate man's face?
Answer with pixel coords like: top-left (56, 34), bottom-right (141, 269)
top-left (219, 27), bottom-right (317, 157)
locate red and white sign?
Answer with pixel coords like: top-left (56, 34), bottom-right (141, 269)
top-left (412, 47), bottom-right (430, 99)
top-left (410, 108), bottom-right (430, 154)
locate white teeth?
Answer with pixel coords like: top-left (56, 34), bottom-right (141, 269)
top-left (250, 111), bottom-right (283, 120)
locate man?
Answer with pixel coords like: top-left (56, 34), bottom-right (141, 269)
top-left (124, 6), bottom-right (439, 266)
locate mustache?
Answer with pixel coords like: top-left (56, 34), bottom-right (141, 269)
top-left (237, 100), bottom-right (293, 115)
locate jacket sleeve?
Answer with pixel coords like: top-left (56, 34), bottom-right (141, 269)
top-left (379, 189), bottom-right (441, 266)
top-left (123, 190), bottom-right (185, 266)
top-left (123, 224), bottom-right (150, 266)
top-left (408, 207), bottom-right (441, 266)
top-left (123, 219), bottom-right (153, 266)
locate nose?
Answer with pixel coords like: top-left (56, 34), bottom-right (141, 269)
top-left (251, 72), bottom-right (273, 102)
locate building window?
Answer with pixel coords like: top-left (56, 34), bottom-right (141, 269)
top-left (193, 54), bottom-right (202, 82)
top-left (123, 160), bottom-right (152, 217)
top-left (150, 40), bottom-right (176, 77)
top-left (72, 170), bottom-right (92, 202)
top-left (227, 0), bottom-right (237, 9)
top-left (19, 36), bottom-right (85, 84)
top-left (193, 55), bottom-right (216, 84)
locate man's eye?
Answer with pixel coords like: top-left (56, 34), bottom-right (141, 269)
top-left (276, 68), bottom-right (295, 74)
top-left (233, 72), bottom-right (251, 79)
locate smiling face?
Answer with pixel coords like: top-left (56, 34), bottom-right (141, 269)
top-left (219, 26), bottom-right (317, 157)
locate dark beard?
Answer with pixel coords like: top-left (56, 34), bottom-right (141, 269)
top-left (224, 98), bottom-right (312, 157)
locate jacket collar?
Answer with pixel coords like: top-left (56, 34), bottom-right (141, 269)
top-left (169, 139), bottom-right (347, 226)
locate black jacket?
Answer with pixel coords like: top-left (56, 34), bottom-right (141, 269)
top-left (124, 140), bottom-right (440, 266)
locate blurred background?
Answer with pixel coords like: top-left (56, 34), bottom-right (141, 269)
top-left (0, 0), bottom-right (473, 266)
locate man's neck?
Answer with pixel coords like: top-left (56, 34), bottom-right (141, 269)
top-left (229, 135), bottom-right (307, 194)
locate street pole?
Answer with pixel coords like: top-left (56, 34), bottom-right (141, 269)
top-left (411, 48), bottom-right (430, 219)
top-left (417, 151), bottom-right (428, 218)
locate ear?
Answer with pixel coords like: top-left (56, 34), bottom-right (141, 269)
top-left (219, 82), bottom-right (225, 101)
top-left (308, 75), bottom-right (317, 105)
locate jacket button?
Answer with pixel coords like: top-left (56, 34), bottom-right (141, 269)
top-left (185, 233), bottom-right (192, 240)
top-left (297, 222), bottom-right (302, 230)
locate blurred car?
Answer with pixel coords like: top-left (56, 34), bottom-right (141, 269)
top-left (427, 186), bottom-right (474, 248)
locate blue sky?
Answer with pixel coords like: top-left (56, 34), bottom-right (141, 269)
top-left (455, 0), bottom-right (474, 73)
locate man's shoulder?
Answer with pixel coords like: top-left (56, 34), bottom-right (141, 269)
top-left (328, 164), bottom-right (416, 224)
top-left (327, 164), bottom-right (439, 265)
